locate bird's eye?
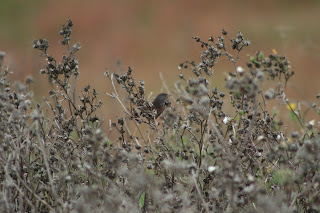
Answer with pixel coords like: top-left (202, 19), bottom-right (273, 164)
top-left (164, 100), bottom-right (171, 107)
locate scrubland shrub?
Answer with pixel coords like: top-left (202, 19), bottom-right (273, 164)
top-left (0, 19), bottom-right (319, 213)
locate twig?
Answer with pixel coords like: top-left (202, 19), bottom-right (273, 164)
top-left (285, 100), bottom-right (304, 129)
top-left (191, 170), bottom-right (210, 213)
top-left (14, 169), bottom-right (54, 211)
top-left (35, 120), bottom-right (60, 207)
top-left (208, 113), bottom-right (231, 156)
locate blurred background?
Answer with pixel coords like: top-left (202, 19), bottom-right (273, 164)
top-left (1, 0), bottom-right (320, 126)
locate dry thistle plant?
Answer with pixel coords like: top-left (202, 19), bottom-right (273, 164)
top-left (0, 19), bottom-right (319, 213)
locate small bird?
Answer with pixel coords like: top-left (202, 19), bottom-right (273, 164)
top-left (152, 93), bottom-right (170, 118)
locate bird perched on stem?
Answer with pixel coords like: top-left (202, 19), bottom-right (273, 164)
top-left (152, 93), bottom-right (170, 118)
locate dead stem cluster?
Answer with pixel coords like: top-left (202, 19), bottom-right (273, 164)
top-left (0, 20), bottom-right (319, 213)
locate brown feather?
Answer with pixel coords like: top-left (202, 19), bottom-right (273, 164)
top-left (152, 93), bottom-right (169, 118)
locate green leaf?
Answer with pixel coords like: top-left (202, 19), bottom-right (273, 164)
top-left (146, 169), bottom-right (154, 175)
top-left (70, 130), bottom-right (79, 140)
top-left (139, 191), bottom-right (145, 209)
top-left (289, 111), bottom-right (297, 121)
top-left (258, 52), bottom-right (264, 60)
top-left (307, 129), bottom-right (314, 136)
top-left (272, 169), bottom-right (292, 186)
top-left (265, 178), bottom-right (272, 192)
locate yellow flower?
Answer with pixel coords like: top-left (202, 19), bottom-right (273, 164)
top-left (272, 49), bottom-right (277, 54)
top-left (286, 103), bottom-right (297, 111)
